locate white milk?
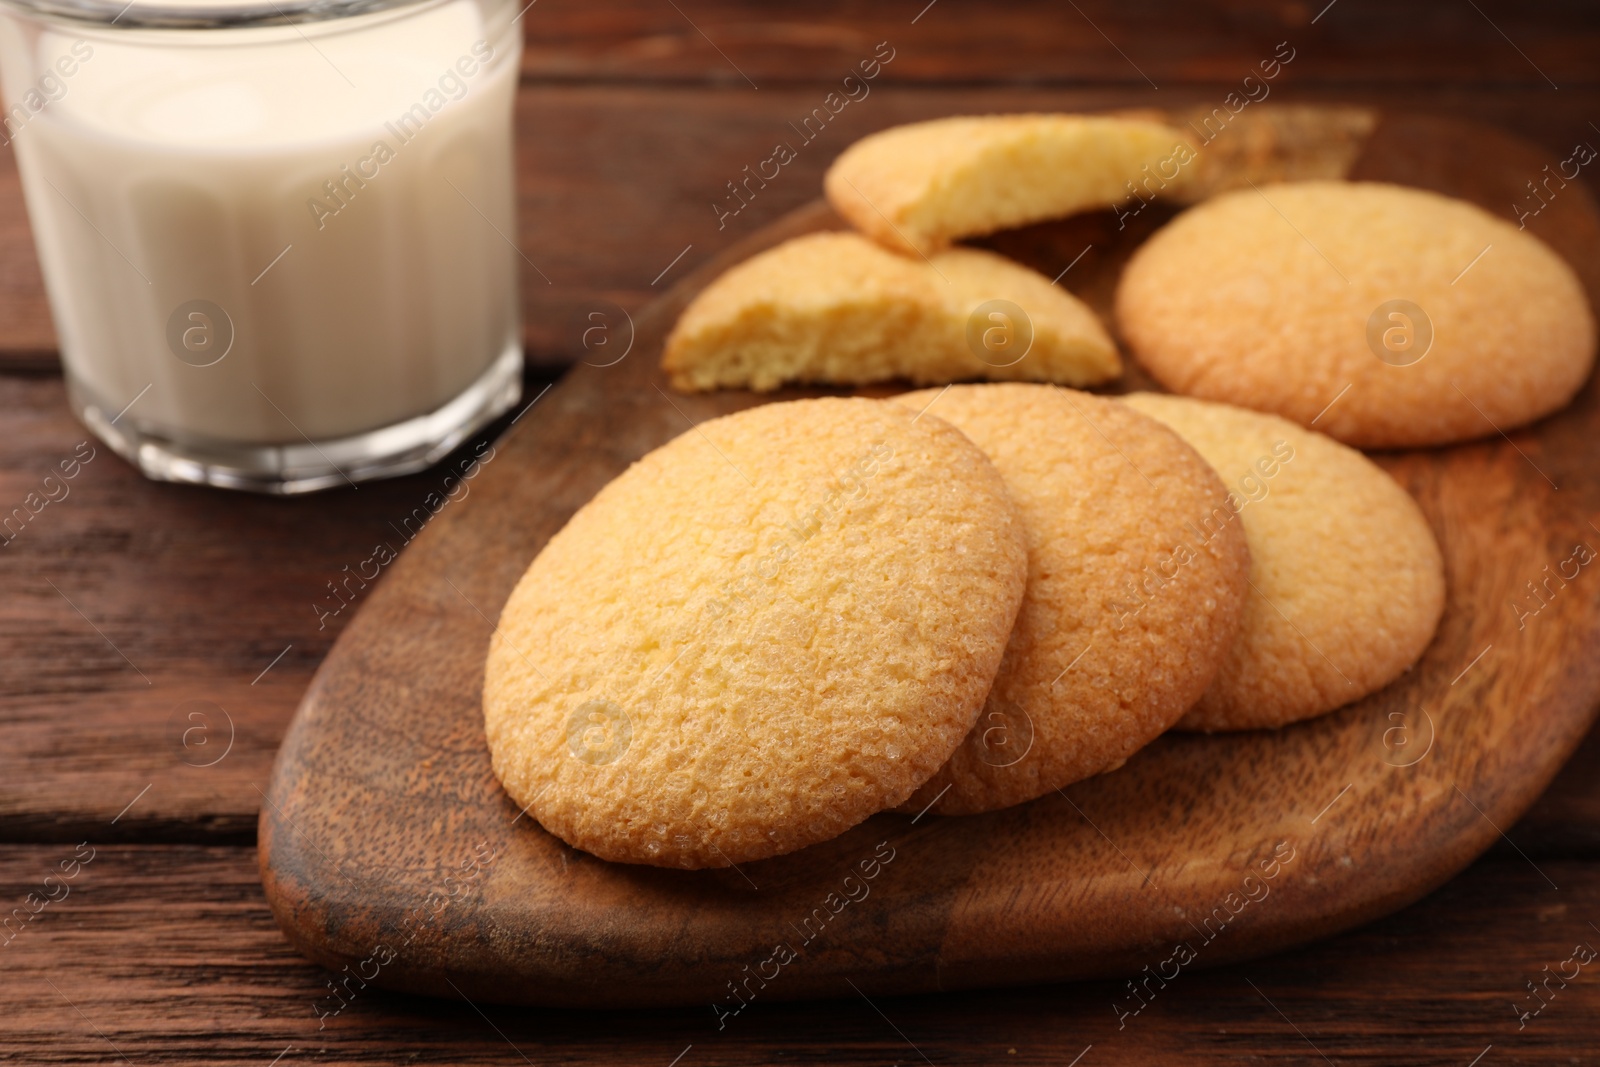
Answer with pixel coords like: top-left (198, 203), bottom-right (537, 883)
top-left (1, 0), bottom-right (520, 446)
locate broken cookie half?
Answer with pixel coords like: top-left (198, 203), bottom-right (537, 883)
top-left (661, 232), bottom-right (1120, 393)
top-left (823, 113), bottom-right (1195, 256)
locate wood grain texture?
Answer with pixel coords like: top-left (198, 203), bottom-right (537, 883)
top-left (3, 845), bottom-right (1598, 1065)
top-left (259, 108), bottom-right (1600, 1008)
top-left (0, 4), bottom-right (1596, 1062)
top-left (510, 0), bottom-right (1600, 88)
top-left (0, 367), bottom-right (559, 843)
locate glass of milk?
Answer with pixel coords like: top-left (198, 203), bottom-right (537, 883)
top-left (0, 0), bottom-right (523, 492)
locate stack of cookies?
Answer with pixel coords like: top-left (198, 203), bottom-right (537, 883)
top-left (484, 113), bottom-right (1595, 869)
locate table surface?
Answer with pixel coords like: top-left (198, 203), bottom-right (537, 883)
top-left (4, 2), bottom-right (1600, 1063)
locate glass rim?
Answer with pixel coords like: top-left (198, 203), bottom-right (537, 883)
top-left (0, 0), bottom-right (436, 30)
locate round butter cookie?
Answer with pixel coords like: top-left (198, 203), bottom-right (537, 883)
top-left (484, 397), bottom-right (1028, 867)
top-left (1123, 392), bottom-right (1446, 731)
top-left (894, 384), bottom-right (1250, 816)
top-left (1115, 181), bottom-right (1595, 448)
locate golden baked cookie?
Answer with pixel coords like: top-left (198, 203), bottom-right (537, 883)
top-left (1123, 392), bottom-right (1446, 731)
top-left (484, 397), bottom-right (1028, 867)
top-left (825, 114), bottom-right (1194, 255)
top-left (893, 384), bottom-right (1250, 816)
top-left (1115, 180), bottom-right (1596, 448)
top-left (662, 232), bottom-right (1119, 393)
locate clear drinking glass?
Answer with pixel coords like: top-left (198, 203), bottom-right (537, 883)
top-left (0, 0), bottom-right (523, 493)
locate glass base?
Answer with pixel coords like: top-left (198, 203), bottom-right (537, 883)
top-left (70, 343), bottom-right (523, 495)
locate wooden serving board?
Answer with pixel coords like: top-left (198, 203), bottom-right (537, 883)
top-left (260, 107), bottom-right (1600, 1010)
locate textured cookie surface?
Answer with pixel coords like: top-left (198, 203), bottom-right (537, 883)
top-left (824, 114), bottom-right (1193, 255)
top-left (893, 384), bottom-right (1250, 815)
top-left (1124, 393), bottom-right (1446, 731)
top-left (484, 397), bottom-right (1028, 867)
top-left (1116, 181), bottom-right (1596, 448)
top-left (662, 232), bottom-right (1119, 392)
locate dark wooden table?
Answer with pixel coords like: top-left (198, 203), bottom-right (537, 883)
top-left (4, 2), bottom-right (1600, 1063)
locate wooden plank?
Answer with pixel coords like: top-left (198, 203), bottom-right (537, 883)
top-left (510, 0), bottom-right (1600, 88)
top-left (1516, 725), bottom-right (1600, 859)
top-left (0, 369), bottom-right (557, 843)
top-left (1, 85), bottom-right (1599, 369)
top-left (1, 845), bottom-right (1596, 1063)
